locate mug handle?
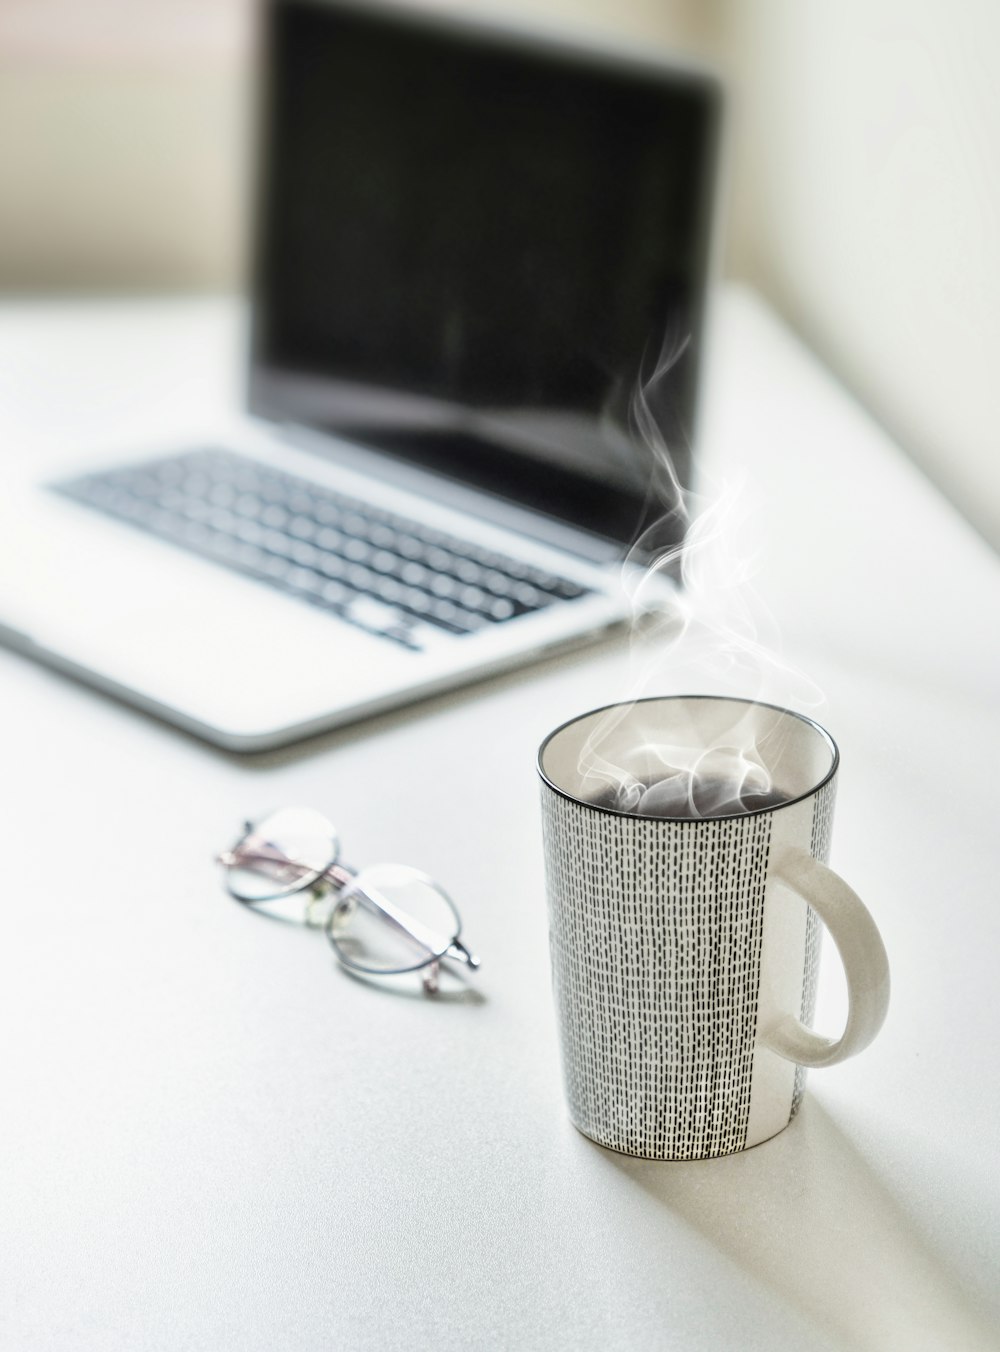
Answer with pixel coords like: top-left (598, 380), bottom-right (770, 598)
top-left (761, 846), bottom-right (891, 1068)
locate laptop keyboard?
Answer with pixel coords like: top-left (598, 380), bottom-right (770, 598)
top-left (54, 448), bottom-right (592, 651)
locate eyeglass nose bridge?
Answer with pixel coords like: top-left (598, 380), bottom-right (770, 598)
top-left (300, 861), bottom-right (358, 927)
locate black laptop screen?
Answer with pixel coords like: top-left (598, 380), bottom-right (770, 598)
top-left (250, 0), bottom-right (721, 547)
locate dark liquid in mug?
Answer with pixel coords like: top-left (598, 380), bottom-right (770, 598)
top-left (589, 776), bottom-right (793, 820)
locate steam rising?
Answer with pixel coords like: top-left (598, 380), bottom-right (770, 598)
top-left (579, 321), bottom-right (823, 818)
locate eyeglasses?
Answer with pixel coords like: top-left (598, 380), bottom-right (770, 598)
top-left (217, 807), bottom-right (479, 994)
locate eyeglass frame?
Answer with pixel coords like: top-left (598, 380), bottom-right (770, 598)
top-left (218, 813), bottom-right (479, 994)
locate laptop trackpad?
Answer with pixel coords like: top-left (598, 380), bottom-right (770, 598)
top-left (98, 588), bottom-right (413, 723)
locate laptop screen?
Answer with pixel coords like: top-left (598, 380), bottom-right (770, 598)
top-left (250, 0), bottom-right (721, 548)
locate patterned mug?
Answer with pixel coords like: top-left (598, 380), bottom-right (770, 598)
top-left (537, 695), bottom-right (890, 1160)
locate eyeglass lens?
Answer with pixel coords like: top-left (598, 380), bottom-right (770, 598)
top-left (328, 864), bottom-right (461, 975)
top-left (225, 806), bottom-right (340, 903)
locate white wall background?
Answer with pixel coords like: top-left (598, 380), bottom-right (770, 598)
top-left (1, 0), bottom-right (997, 549)
top-left (0, 1), bottom-right (249, 290)
top-left (726, 0), bottom-right (1000, 552)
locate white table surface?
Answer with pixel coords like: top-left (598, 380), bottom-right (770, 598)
top-left (2, 287), bottom-right (999, 1352)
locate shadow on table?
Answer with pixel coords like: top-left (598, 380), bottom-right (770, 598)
top-left (337, 960), bottom-right (487, 1005)
top-left (596, 1098), bottom-right (999, 1352)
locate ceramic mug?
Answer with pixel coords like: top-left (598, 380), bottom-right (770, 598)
top-left (537, 695), bottom-right (890, 1160)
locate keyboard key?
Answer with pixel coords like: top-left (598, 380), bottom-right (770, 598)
top-left (349, 596), bottom-right (403, 632)
top-left (429, 574), bottom-right (461, 600)
top-left (208, 482), bottom-right (237, 508)
top-left (234, 518), bottom-right (264, 546)
top-left (372, 576), bottom-right (404, 604)
top-left (318, 554), bottom-right (347, 580)
top-left (512, 582), bottom-right (546, 610)
top-left (343, 538), bottom-right (371, 563)
top-left (400, 560), bottom-right (430, 587)
top-left (425, 546), bottom-right (453, 572)
top-left (288, 515), bottom-right (316, 540)
top-left (395, 535), bottom-right (424, 560)
top-left (320, 580), bottom-right (350, 608)
top-left (368, 524), bottom-right (397, 550)
top-left (286, 567), bottom-right (324, 597)
top-left (487, 597), bottom-right (516, 621)
top-left (262, 528), bottom-right (295, 557)
top-left (550, 577), bottom-right (588, 600)
top-left (458, 585), bottom-right (488, 611)
top-left (316, 526), bottom-right (343, 552)
top-left (454, 558), bottom-right (484, 585)
top-left (290, 541), bottom-right (320, 568)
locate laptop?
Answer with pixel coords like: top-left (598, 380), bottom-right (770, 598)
top-left (0, 0), bottom-right (722, 751)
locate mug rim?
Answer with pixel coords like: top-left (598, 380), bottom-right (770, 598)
top-left (537, 693), bottom-right (840, 823)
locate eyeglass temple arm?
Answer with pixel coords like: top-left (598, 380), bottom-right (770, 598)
top-left (446, 938), bottom-right (480, 970)
top-left (217, 842), bottom-right (354, 890)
